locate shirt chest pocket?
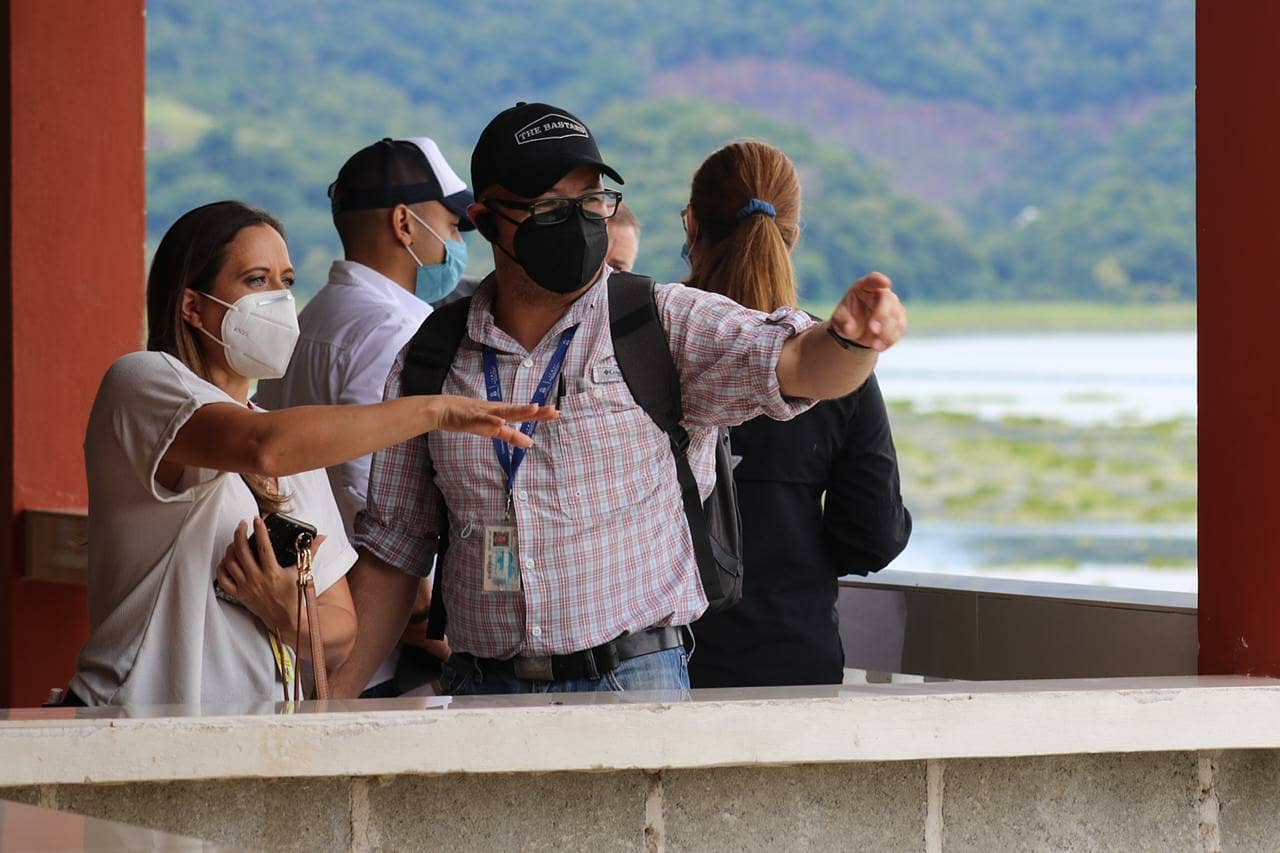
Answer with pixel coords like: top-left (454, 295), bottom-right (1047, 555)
top-left (549, 381), bottom-right (667, 519)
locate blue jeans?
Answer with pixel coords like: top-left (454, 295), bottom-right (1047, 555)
top-left (441, 647), bottom-right (690, 696)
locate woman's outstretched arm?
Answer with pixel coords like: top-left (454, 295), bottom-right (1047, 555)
top-left (164, 395), bottom-right (555, 478)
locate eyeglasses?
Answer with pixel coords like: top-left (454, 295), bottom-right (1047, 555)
top-left (485, 189), bottom-right (623, 226)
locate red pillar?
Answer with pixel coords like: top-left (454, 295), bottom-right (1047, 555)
top-left (1, 0), bottom-right (146, 706)
top-left (1197, 6), bottom-right (1280, 675)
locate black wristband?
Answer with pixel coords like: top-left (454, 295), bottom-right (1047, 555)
top-left (827, 325), bottom-right (872, 351)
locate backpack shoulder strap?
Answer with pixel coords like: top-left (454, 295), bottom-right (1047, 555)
top-left (606, 272), bottom-right (682, 431)
top-left (398, 293), bottom-right (473, 640)
top-left (607, 272), bottom-right (726, 602)
top-left (401, 296), bottom-right (472, 397)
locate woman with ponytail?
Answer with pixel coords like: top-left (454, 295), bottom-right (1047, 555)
top-left (683, 142), bottom-right (913, 688)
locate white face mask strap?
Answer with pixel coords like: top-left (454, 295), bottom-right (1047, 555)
top-left (195, 323), bottom-right (227, 348)
top-left (405, 241), bottom-right (426, 268)
top-left (196, 289), bottom-right (236, 311)
top-left (191, 290), bottom-right (232, 346)
top-left (407, 208), bottom-right (449, 252)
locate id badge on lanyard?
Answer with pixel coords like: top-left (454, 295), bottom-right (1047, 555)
top-left (483, 522), bottom-right (521, 592)
top-left (481, 325), bottom-right (577, 594)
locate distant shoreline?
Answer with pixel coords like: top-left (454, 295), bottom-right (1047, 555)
top-left (801, 300), bottom-right (1196, 336)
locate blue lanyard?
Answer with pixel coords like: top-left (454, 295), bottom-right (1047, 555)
top-left (482, 325), bottom-right (578, 495)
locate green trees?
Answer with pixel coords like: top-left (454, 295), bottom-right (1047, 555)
top-left (145, 0), bottom-right (1194, 304)
top-left (974, 93), bottom-right (1195, 301)
top-left (594, 99), bottom-right (987, 301)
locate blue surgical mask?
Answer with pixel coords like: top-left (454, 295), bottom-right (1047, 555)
top-left (407, 211), bottom-right (468, 303)
top-left (681, 241), bottom-right (692, 267)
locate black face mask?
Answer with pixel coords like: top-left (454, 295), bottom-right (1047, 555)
top-left (503, 213), bottom-right (608, 294)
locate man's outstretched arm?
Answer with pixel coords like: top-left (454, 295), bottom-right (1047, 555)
top-left (776, 272), bottom-right (906, 400)
top-left (329, 549), bottom-right (420, 698)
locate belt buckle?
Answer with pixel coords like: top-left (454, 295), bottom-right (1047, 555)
top-left (513, 655), bottom-right (555, 681)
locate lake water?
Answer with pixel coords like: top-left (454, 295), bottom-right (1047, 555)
top-left (874, 332), bottom-right (1196, 426)
top-left (872, 332), bottom-right (1197, 592)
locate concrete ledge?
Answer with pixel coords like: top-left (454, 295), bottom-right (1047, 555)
top-left (2, 677), bottom-right (1278, 787)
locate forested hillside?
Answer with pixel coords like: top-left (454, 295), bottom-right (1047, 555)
top-left (146, 0), bottom-right (1194, 304)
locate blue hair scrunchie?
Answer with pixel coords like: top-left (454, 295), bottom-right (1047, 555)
top-left (736, 198), bottom-right (777, 220)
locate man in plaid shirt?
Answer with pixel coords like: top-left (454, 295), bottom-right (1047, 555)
top-left (332, 102), bottom-right (907, 696)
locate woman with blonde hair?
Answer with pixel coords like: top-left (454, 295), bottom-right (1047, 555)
top-left (683, 142), bottom-right (912, 687)
top-left (67, 201), bottom-right (551, 706)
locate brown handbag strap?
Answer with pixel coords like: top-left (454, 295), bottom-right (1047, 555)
top-left (294, 535), bottom-right (329, 700)
top-left (304, 581), bottom-right (328, 699)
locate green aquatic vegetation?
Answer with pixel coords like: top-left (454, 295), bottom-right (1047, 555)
top-left (942, 483), bottom-right (1008, 512)
top-left (892, 437), bottom-right (936, 463)
top-left (989, 557), bottom-right (1082, 570)
top-left (1148, 556), bottom-right (1196, 569)
top-left (1139, 496), bottom-right (1198, 522)
top-left (1008, 441), bottom-right (1083, 473)
top-left (891, 404), bottom-right (1197, 525)
top-left (1146, 418), bottom-right (1190, 438)
top-left (1062, 484), bottom-right (1131, 514)
top-left (930, 410), bottom-right (980, 426)
top-left (1106, 457), bottom-right (1151, 476)
top-left (1015, 495), bottom-right (1074, 521)
top-left (1069, 456), bottom-right (1099, 477)
top-left (1064, 391), bottom-right (1125, 404)
top-left (1000, 415), bottom-right (1054, 428)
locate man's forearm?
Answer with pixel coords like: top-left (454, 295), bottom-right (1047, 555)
top-left (776, 321), bottom-right (878, 400)
top-left (329, 550), bottom-right (421, 697)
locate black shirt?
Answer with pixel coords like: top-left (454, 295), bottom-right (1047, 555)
top-left (688, 374), bottom-right (912, 688)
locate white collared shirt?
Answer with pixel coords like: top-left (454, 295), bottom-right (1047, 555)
top-left (257, 260), bottom-right (432, 537)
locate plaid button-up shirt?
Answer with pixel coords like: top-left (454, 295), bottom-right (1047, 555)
top-left (353, 270), bottom-right (813, 658)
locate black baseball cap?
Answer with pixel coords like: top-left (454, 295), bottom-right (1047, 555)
top-left (329, 136), bottom-right (475, 230)
top-left (471, 102), bottom-right (624, 198)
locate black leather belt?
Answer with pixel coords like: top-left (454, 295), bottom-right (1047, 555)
top-left (496, 626), bottom-right (685, 682)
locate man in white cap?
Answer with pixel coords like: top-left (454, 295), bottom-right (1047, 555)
top-left (257, 136), bottom-right (473, 696)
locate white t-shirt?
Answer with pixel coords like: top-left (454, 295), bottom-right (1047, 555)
top-left (70, 352), bottom-right (357, 707)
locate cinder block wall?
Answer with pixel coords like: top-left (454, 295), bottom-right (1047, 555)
top-left (4, 751), bottom-right (1276, 851)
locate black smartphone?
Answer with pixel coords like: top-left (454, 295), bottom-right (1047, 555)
top-left (247, 513), bottom-right (318, 568)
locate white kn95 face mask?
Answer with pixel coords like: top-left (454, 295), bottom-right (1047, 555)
top-left (194, 289), bottom-right (300, 380)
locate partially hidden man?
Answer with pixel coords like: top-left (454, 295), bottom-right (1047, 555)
top-left (331, 102), bottom-right (908, 695)
top-left (256, 136), bottom-right (473, 696)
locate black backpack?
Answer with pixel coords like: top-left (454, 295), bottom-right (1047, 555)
top-left (399, 271), bottom-right (743, 639)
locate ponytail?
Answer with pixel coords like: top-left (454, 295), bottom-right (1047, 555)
top-left (685, 141), bottom-right (801, 313)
